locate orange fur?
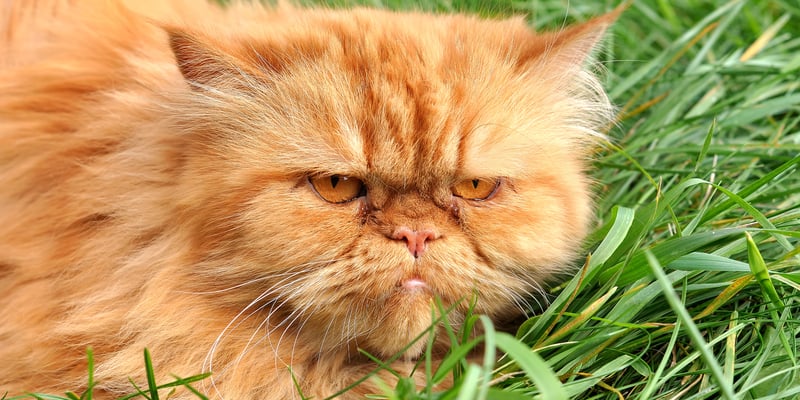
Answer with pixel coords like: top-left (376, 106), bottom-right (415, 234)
top-left (0, 1), bottom-right (615, 398)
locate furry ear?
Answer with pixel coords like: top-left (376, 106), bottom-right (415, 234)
top-left (521, 7), bottom-right (623, 70)
top-left (167, 28), bottom-right (260, 88)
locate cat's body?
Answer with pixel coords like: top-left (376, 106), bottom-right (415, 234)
top-left (0, 1), bottom-right (614, 398)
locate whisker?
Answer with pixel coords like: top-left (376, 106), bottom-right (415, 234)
top-left (202, 260), bottom-right (342, 397)
top-left (223, 276), bottom-right (315, 373)
top-left (185, 259), bottom-right (336, 295)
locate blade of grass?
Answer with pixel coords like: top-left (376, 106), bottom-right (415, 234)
top-left (745, 232), bottom-right (786, 310)
top-left (692, 274), bottom-right (752, 320)
top-left (495, 333), bottom-right (567, 400)
top-left (535, 286), bottom-right (617, 349)
top-left (646, 250), bottom-right (737, 400)
top-left (455, 366), bottom-right (481, 400)
top-left (476, 316), bottom-right (496, 400)
top-left (701, 154), bottom-right (799, 225)
top-left (638, 315), bottom-right (682, 399)
top-left (745, 232), bottom-right (795, 373)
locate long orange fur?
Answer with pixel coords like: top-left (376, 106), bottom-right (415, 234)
top-left (0, 1), bottom-right (615, 398)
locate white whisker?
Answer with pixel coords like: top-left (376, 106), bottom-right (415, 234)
top-left (202, 259), bottom-right (341, 399)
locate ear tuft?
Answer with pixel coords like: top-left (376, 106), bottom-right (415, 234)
top-left (521, 6), bottom-right (624, 70)
top-left (167, 28), bottom-right (242, 88)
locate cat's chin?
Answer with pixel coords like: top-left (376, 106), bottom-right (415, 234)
top-left (397, 276), bottom-right (429, 292)
top-left (360, 278), bottom-right (439, 359)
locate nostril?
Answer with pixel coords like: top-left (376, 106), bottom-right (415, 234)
top-left (391, 226), bottom-right (439, 258)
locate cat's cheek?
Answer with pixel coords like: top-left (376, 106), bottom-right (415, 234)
top-left (237, 184), bottom-right (364, 268)
top-left (466, 174), bottom-right (591, 278)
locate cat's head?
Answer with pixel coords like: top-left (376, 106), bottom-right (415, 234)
top-left (163, 7), bottom-right (615, 359)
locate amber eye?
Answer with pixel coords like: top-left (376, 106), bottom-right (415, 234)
top-left (452, 178), bottom-right (499, 201)
top-left (309, 174), bottom-right (365, 204)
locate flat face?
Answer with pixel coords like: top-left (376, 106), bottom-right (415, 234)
top-left (167, 8), bottom-right (610, 357)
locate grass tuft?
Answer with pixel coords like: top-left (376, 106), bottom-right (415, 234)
top-left (6, 349), bottom-right (211, 400)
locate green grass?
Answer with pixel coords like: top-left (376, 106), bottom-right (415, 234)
top-left (8, 0), bottom-right (800, 399)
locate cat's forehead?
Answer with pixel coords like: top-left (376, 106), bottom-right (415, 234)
top-left (314, 74), bottom-right (543, 191)
top-left (197, 8), bottom-right (604, 186)
top-left (353, 70), bottom-right (462, 188)
top-left (259, 11), bottom-right (540, 185)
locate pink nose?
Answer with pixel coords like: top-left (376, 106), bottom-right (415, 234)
top-left (391, 227), bottom-right (438, 258)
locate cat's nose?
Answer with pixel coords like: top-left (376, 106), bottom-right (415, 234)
top-left (391, 227), bottom-right (439, 258)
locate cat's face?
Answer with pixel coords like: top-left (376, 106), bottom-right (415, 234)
top-left (166, 8), bottom-right (613, 359)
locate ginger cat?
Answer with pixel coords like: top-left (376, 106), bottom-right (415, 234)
top-left (0, 0), bottom-right (615, 398)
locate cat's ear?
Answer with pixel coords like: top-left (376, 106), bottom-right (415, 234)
top-left (166, 28), bottom-right (261, 89)
top-left (520, 6), bottom-right (624, 70)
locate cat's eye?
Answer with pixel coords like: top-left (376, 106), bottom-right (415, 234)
top-left (452, 178), bottom-right (500, 201)
top-left (309, 175), bottom-right (365, 204)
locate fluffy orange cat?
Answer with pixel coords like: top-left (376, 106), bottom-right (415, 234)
top-left (0, 0), bottom-right (616, 398)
